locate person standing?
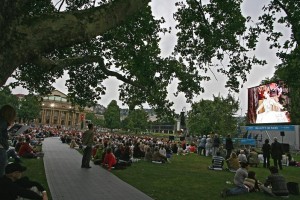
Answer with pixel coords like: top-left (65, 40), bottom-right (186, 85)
top-left (212, 134), bottom-right (221, 156)
top-left (81, 123), bottom-right (95, 168)
top-left (262, 139), bottom-right (271, 168)
top-left (271, 137), bottom-right (283, 170)
top-left (198, 135), bottom-right (206, 156)
top-left (0, 105), bottom-right (16, 176)
top-left (225, 134), bottom-right (234, 159)
top-left (205, 135), bottom-right (212, 156)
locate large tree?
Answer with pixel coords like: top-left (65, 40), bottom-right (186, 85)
top-left (1, 0), bottom-right (299, 118)
top-left (18, 94), bottom-right (41, 124)
top-left (85, 112), bottom-right (105, 127)
top-left (0, 86), bottom-right (19, 110)
top-left (122, 109), bottom-right (149, 132)
top-left (103, 100), bottom-right (120, 131)
top-left (187, 94), bottom-right (239, 136)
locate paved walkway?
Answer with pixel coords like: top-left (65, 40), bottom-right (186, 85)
top-left (43, 137), bottom-right (153, 200)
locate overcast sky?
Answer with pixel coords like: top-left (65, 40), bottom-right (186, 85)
top-left (9, 0), bottom-right (290, 115)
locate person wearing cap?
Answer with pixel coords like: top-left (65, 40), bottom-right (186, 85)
top-left (271, 137), bottom-right (284, 170)
top-left (221, 162), bottom-right (249, 197)
top-left (0, 163), bottom-right (48, 200)
top-left (0, 105), bottom-right (17, 176)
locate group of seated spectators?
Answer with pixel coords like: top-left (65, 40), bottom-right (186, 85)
top-left (9, 135), bottom-right (44, 160)
top-left (58, 131), bottom-right (207, 168)
top-left (53, 127), bottom-right (300, 175)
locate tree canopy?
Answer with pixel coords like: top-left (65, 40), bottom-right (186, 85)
top-left (122, 109), bottom-right (149, 132)
top-left (0, 87), bottom-right (19, 110)
top-left (103, 100), bottom-right (120, 131)
top-left (18, 94), bottom-right (41, 124)
top-left (187, 94), bottom-right (239, 136)
top-left (0, 87), bottom-right (40, 123)
top-left (1, 0), bottom-right (299, 117)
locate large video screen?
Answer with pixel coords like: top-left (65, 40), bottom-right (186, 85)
top-left (248, 81), bottom-right (291, 124)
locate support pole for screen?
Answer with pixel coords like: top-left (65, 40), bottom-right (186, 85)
top-left (265, 130), bottom-right (271, 140)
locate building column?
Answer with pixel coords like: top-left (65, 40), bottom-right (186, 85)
top-left (66, 112), bottom-right (70, 127)
top-left (58, 110), bottom-right (61, 125)
top-left (51, 109), bottom-right (54, 125)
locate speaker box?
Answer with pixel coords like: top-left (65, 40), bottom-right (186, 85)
top-left (169, 135), bottom-right (175, 140)
top-left (280, 131), bottom-right (285, 136)
top-left (282, 143), bottom-right (290, 153)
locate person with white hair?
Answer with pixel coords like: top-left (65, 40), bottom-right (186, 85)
top-left (205, 135), bottom-right (212, 156)
top-left (271, 137), bottom-right (284, 170)
top-left (238, 150), bottom-right (247, 163)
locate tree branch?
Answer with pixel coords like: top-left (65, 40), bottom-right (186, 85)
top-left (0, 0), bottom-right (150, 87)
top-left (33, 55), bottom-right (140, 87)
top-left (18, 0), bottom-right (150, 54)
top-left (273, 0), bottom-right (300, 44)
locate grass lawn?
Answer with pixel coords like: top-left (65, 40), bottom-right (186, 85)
top-left (15, 150), bottom-right (300, 200)
top-left (113, 153), bottom-right (300, 200)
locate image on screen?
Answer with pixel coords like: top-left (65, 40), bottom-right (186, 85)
top-left (247, 81), bottom-right (291, 124)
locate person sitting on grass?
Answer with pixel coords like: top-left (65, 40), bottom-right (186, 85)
top-left (209, 151), bottom-right (225, 170)
top-left (260, 166), bottom-right (289, 198)
top-left (120, 143), bottom-right (131, 163)
top-left (18, 137), bottom-right (44, 159)
top-left (189, 143), bottom-right (197, 153)
top-left (171, 142), bottom-right (178, 154)
top-left (15, 137), bottom-right (24, 153)
top-left (7, 147), bottom-right (22, 163)
top-left (0, 162), bottom-right (48, 200)
top-left (102, 147), bottom-right (117, 171)
top-left (159, 144), bottom-right (167, 157)
top-left (226, 152), bottom-right (240, 172)
top-left (69, 137), bottom-right (78, 149)
top-left (248, 148), bottom-right (259, 167)
top-left (93, 145), bottom-right (104, 165)
top-left (144, 147), bottom-right (153, 162)
top-left (221, 162), bottom-right (249, 197)
top-left (152, 147), bottom-right (168, 163)
top-left (238, 150), bottom-right (247, 163)
top-left (243, 171), bottom-right (261, 192)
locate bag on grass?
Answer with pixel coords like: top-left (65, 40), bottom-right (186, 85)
top-left (287, 182), bottom-right (299, 195)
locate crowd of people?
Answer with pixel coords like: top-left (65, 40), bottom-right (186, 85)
top-left (1, 103), bottom-right (299, 199)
